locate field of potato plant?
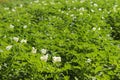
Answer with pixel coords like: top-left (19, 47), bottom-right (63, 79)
top-left (0, 0), bottom-right (120, 80)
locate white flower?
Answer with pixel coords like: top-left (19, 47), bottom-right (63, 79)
top-left (98, 27), bottom-right (101, 30)
top-left (91, 9), bottom-right (95, 12)
top-left (20, 39), bottom-right (27, 43)
top-left (3, 63), bottom-right (7, 67)
top-left (23, 25), bottom-right (27, 29)
top-left (66, 13), bottom-right (69, 15)
top-left (79, 7), bottom-right (85, 11)
top-left (29, 22), bottom-right (31, 24)
top-left (34, 0), bottom-right (39, 3)
top-left (80, 0), bottom-right (85, 3)
top-left (58, 9), bottom-right (61, 12)
top-left (107, 34), bottom-right (110, 37)
top-left (41, 49), bottom-right (47, 54)
top-left (72, 1), bottom-right (75, 3)
top-left (14, 7), bottom-right (17, 9)
top-left (73, 7), bottom-right (76, 10)
top-left (20, 4), bottom-right (23, 8)
top-left (61, 11), bottom-right (64, 13)
top-left (13, 37), bottom-right (19, 42)
top-left (98, 72), bottom-right (103, 76)
top-left (10, 24), bottom-right (14, 28)
top-left (0, 49), bottom-right (3, 52)
top-left (80, 13), bottom-right (83, 15)
top-left (12, 8), bottom-right (16, 12)
top-left (98, 8), bottom-right (102, 11)
top-left (17, 19), bottom-right (20, 22)
top-left (108, 11), bottom-right (110, 14)
top-left (113, 5), bottom-right (117, 12)
top-left (68, 8), bottom-right (70, 10)
top-left (31, 47), bottom-right (37, 53)
top-left (3, 35), bottom-right (6, 38)
top-left (110, 27), bottom-right (112, 30)
top-left (40, 54), bottom-right (48, 62)
top-left (44, 3), bottom-right (47, 5)
top-left (65, 1), bottom-right (68, 3)
top-left (101, 16), bottom-right (105, 19)
top-left (50, 2), bottom-right (55, 5)
top-left (86, 58), bottom-right (92, 63)
top-left (52, 56), bottom-right (61, 63)
top-left (41, 1), bottom-right (45, 4)
top-left (0, 65), bottom-right (1, 70)
top-left (92, 77), bottom-right (96, 80)
top-left (92, 27), bottom-right (96, 31)
top-left (93, 3), bottom-right (98, 7)
top-left (6, 45), bottom-right (12, 50)
top-left (70, 14), bottom-right (74, 17)
top-left (4, 7), bottom-right (9, 10)
top-left (30, 2), bottom-right (33, 4)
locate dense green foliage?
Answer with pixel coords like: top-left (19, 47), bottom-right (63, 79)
top-left (0, 0), bottom-right (120, 80)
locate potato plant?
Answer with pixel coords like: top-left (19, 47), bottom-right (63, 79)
top-left (0, 0), bottom-right (120, 80)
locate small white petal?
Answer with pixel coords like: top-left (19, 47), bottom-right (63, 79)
top-left (12, 9), bottom-right (16, 12)
top-left (80, 0), bottom-right (85, 3)
top-left (91, 9), bottom-right (94, 12)
top-left (4, 7), bottom-right (9, 10)
top-left (72, 1), bottom-right (75, 3)
top-left (20, 4), bottom-right (23, 8)
top-left (80, 13), bottom-right (83, 15)
top-left (86, 58), bottom-right (92, 63)
top-left (110, 27), bottom-right (112, 30)
top-left (73, 7), bottom-right (76, 10)
top-left (0, 49), bottom-right (3, 52)
top-left (23, 25), bottom-right (27, 29)
top-left (93, 3), bottom-right (98, 7)
top-left (68, 8), bottom-right (70, 10)
top-left (92, 27), bottom-right (96, 31)
top-left (98, 8), bottom-right (102, 11)
top-left (92, 77), bottom-right (96, 80)
top-left (0, 65), bottom-right (1, 70)
top-left (98, 27), bottom-right (101, 30)
top-left (66, 13), bottom-right (69, 15)
top-left (30, 2), bottom-right (33, 4)
top-left (79, 7), bottom-right (85, 11)
top-left (34, 0), bottom-right (39, 3)
top-left (10, 24), bottom-right (14, 28)
top-left (3, 35), bottom-right (6, 38)
top-left (70, 14), bottom-right (74, 17)
top-left (101, 16), bottom-right (105, 19)
top-left (61, 11), bottom-right (64, 13)
top-left (6, 45), bottom-right (12, 50)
